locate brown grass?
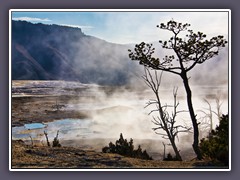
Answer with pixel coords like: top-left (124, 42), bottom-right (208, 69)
top-left (11, 140), bottom-right (224, 169)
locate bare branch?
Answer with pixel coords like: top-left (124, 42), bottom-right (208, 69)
top-left (148, 109), bottom-right (159, 115)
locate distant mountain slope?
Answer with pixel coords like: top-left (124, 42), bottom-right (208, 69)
top-left (11, 20), bottom-right (228, 86)
top-left (12, 20), bottom-right (139, 85)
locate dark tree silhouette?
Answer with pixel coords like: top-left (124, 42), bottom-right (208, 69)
top-left (128, 20), bottom-right (227, 160)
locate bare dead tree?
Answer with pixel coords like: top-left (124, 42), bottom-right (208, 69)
top-left (203, 98), bottom-right (214, 132)
top-left (143, 67), bottom-right (191, 161)
top-left (44, 131), bottom-right (50, 147)
top-left (197, 115), bottom-right (212, 139)
top-left (214, 93), bottom-right (223, 123)
top-left (198, 94), bottom-right (224, 137)
top-left (29, 135), bottom-right (34, 147)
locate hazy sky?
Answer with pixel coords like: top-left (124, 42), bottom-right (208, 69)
top-left (11, 10), bottom-right (229, 44)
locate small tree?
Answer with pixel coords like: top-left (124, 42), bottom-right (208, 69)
top-left (128, 20), bottom-right (227, 159)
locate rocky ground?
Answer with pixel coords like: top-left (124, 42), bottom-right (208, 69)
top-left (12, 95), bottom-right (90, 127)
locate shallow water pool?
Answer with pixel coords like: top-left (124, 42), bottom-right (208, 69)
top-left (12, 118), bottom-right (95, 140)
top-left (24, 123), bottom-right (46, 130)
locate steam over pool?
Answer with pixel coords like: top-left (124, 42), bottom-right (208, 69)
top-left (11, 80), bottom-right (229, 160)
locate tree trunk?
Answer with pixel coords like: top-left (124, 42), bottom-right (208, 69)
top-left (169, 138), bottom-right (182, 161)
top-left (181, 72), bottom-right (203, 160)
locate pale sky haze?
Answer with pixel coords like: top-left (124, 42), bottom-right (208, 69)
top-left (11, 10), bottom-right (229, 44)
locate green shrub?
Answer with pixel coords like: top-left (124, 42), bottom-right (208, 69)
top-left (199, 114), bottom-right (229, 166)
top-left (102, 133), bottom-right (152, 160)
